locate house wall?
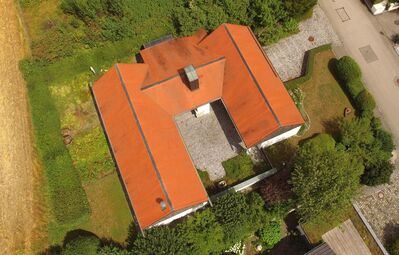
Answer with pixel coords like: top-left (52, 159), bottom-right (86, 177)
top-left (195, 103), bottom-right (211, 117)
top-left (259, 126), bottom-right (301, 148)
top-left (365, 0), bottom-right (399, 15)
top-left (151, 201), bottom-right (208, 227)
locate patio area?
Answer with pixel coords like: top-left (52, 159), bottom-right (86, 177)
top-left (175, 100), bottom-right (244, 181)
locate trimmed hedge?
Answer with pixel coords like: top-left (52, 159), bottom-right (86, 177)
top-left (284, 44), bottom-right (332, 90)
top-left (335, 56), bottom-right (362, 83)
top-left (356, 90), bottom-right (376, 115)
top-left (346, 79), bottom-right (365, 98)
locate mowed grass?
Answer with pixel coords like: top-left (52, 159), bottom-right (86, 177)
top-left (302, 205), bottom-right (384, 255)
top-left (265, 50), bottom-right (353, 168)
top-left (48, 173), bottom-right (133, 245)
top-left (292, 50), bottom-right (353, 143)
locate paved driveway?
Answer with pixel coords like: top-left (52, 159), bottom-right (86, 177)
top-left (320, 0), bottom-right (399, 147)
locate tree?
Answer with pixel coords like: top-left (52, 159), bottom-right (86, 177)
top-left (212, 192), bottom-right (255, 247)
top-left (216, 0), bottom-right (250, 24)
top-left (339, 117), bottom-right (374, 148)
top-left (335, 56), bottom-right (362, 83)
top-left (178, 209), bottom-right (224, 255)
top-left (62, 231), bottom-right (100, 255)
top-left (129, 226), bottom-right (188, 255)
top-left (291, 134), bottom-right (363, 221)
top-left (248, 0), bottom-right (298, 45)
top-left (283, 0), bottom-right (317, 20)
top-left (361, 160), bottom-right (394, 186)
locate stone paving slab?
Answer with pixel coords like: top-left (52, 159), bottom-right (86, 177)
top-left (264, 5), bottom-right (342, 81)
top-left (175, 101), bottom-right (242, 181)
top-left (356, 156), bottom-right (399, 244)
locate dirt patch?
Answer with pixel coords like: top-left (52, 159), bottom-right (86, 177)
top-left (0, 0), bottom-right (46, 253)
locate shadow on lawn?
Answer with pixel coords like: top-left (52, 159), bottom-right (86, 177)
top-left (264, 212), bottom-right (311, 255)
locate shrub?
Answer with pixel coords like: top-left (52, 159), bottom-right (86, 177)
top-left (389, 237), bottom-right (399, 255)
top-left (361, 160), bottom-right (394, 186)
top-left (335, 56), bottom-right (362, 83)
top-left (62, 232), bottom-right (100, 255)
top-left (345, 79), bottom-right (365, 98)
top-left (260, 169), bottom-right (292, 206)
top-left (222, 152), bottom-right (254, 182)
top-left (356, 90), bottom-right (376, 116)
top-left (375, 129), bottom-right (395, 153)
top-left (257, 221), bottom-right (282, 249)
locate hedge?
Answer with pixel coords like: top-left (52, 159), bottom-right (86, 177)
top-left (356, 90), bottom-right (376, 115)
top-left (284, 44), bottom-right (332, 90)
top-left (19, 40), bottom-right (139, 224)
top-left (335, 56), bottom-right (362, 83)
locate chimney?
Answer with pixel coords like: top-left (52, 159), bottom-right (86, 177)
top-left (184, 65), bottom-right (199, 91)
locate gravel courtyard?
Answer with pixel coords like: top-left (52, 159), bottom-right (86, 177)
top-left (175, 101), bottom-right (243, 181)
top-left (264, 5), bottom-right (342, 81)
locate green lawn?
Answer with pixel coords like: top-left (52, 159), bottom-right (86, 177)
top-left (265, 50), bottom-right (354, 169)
top-left (47, 173), bottom-right (132, 245)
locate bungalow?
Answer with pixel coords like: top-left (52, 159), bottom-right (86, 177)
top-left (91, 24), bottom-right (304, 232)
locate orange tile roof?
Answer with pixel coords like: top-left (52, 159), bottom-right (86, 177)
top-left (92, 24), bottom-right (304, 230)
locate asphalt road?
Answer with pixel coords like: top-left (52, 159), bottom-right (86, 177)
top-left (320, 0), bottom-right (399, 147)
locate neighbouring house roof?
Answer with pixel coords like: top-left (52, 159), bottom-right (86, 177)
top-left (92, 24), bottom-right (304, 231)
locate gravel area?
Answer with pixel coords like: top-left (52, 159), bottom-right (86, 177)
top-left (356, 152), bottom-right (399, 244)
top-left (175, 101), bottom-right (243, 181)
top-left (264, 5), bottom-right (342, 81)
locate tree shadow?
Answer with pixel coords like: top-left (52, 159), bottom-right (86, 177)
top-left (39, 229), bottom-right (99, 255)
top-left (62, 229), bottom-right (99, 246)
top-left (322, 118), bottom-right (343, 140)
top-left (383, 221), bottom-right (399, 247)
top-left (263, 141), bottom-right (298, 171)
top-left (38, 245), bottom-right (62, 255)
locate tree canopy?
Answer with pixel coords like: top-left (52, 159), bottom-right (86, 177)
top-left (291, 134), bottom-right (363, 221)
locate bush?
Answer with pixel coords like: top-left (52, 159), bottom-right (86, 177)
top-left (222, 152), bottom-right (254, 182)
top-left (361, 160), bottom-right (394, 186)
top-left (335, 56), bottom-right (362, 83)
top-left (257, 221), bottom-right (282, 249)
top-left (62, 232), bottom-right (100, 255)
top-left (375, 129), bottom-right (395, 153)
top-left (356, 90), bottom-right (376, 116)
top-left (260, 169), bottom-right (292, 206)
top-left (345, 79), bottom-right (365, 98)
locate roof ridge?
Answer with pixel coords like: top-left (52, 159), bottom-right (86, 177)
top-left (114, 64), bottom-right (175, 212)
top-left (222, 24), bottom-right (282, 129)
top-left (140, 56), bottom-right (226, 91)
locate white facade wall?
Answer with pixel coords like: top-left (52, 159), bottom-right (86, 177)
top-left (366, 0), bottom-right (399, 15)
top-left (259, 126), bottom-right (301, 148)
top-left (152, 201), bottom-right (208, 227)
top-left (195, 103), bottom-right (211, 118)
